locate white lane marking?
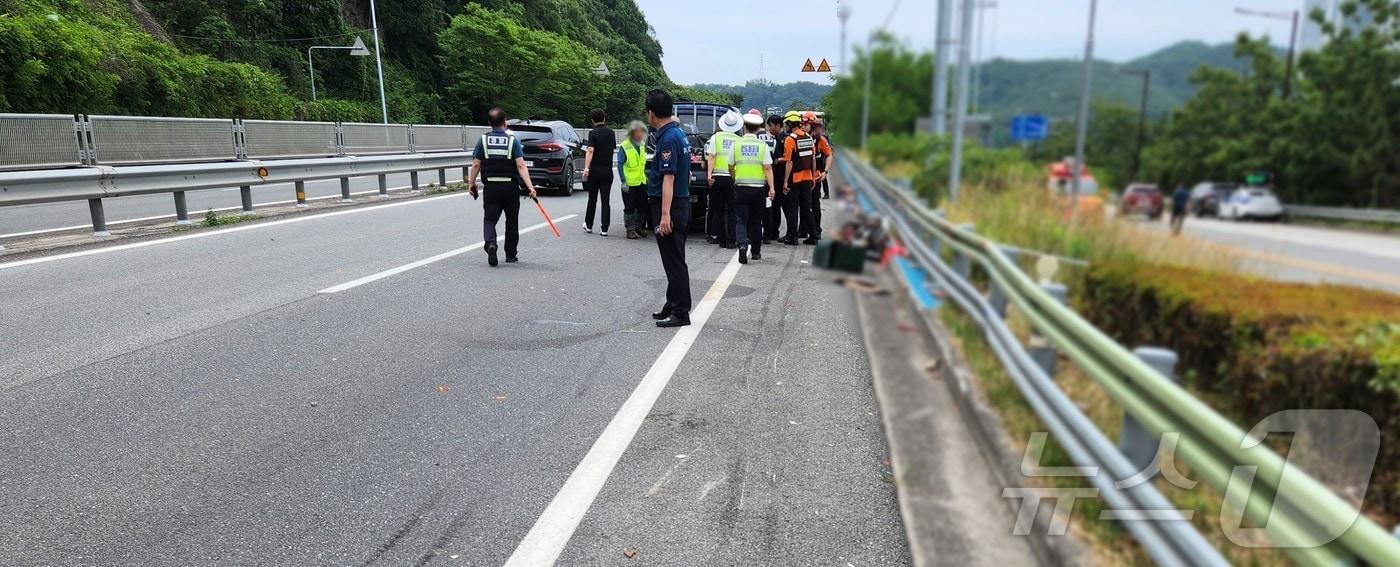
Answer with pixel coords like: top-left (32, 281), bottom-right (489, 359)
top-left (0, 185), bottom-right (415, 239)
top-left (317, 214), bottom-right (579, 294)
top-left (0, 192), bottom-right (473, 270)
top-left (504, 253), bottom-right (744, 567)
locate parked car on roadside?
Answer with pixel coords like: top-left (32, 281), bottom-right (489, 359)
top-left (508, 120), bottom-right (585, 195)
top-left (1119, 183), bottom-right (1164, 219)
top-left (1219, 186), bottom-right (1284, 221)
top-left (1189, 181), bottom-right (1237, 217)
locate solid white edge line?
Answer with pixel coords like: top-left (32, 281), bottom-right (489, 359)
top-left (0, 192), bottom-right (472, 270)
top-left (503, 252), bottom-right (744, 567)
top-left (316, 214), bottom-right (579, 294)
top-left (0, 184), bottom-right (418, 240)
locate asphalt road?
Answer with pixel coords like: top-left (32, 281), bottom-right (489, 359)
top-left (0, 188), bottom-right (915, 565)
top-left (1144, 216), bottom-right (1400, 294)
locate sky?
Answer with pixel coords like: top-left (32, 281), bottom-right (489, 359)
top-left (634, 0), bottom-right (1306, 85)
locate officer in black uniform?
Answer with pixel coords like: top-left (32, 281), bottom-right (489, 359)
top-left (467, 107), bottom-right (538, 267)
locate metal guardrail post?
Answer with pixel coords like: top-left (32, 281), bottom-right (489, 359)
top-left (1122, 347), bottom-right (1179, 473)
top-left (461, 166), bottom-right (469, 184)
top-left (931, 210), bottom-right (946, 256)
top-left (1029, 283), bottom-right (1068, 376)
top-left (88, 198), bottom-right (110, 237)
top-left (377, 174), bottom-right (388, 198)
top-left (952, 223), bottom-right (974, 279)
top-left (339, 177), bottom-right (352, 203)
top-left (173, 191), bottom-right (191, 225)
top-left (989, 246), bottom-right (1020, 318)
top-left (239, 186), bottom-right (254, 214)
top-left (438, 168), bottom-right (447, 187)
top-left (295, 181), bottom-right (308, 208)
top-left (410, 171), bottom-right (421, 192)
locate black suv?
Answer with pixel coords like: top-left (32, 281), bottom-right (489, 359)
top-left (647, 101), bottom-right (740, 231)
top-left (1189, 181), bottom-right (1237, 217)
top-left (509, 120), bottom-right (585, 195)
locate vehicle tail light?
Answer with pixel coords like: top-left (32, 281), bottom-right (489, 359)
top-left (536, 142), bottom-right (563, 152)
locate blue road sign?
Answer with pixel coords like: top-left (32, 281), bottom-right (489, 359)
top-left (1010, 114), bottom-right (1048, 142)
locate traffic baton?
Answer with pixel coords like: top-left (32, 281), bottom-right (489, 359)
top-left (531, 196), bottom-right (561, 238)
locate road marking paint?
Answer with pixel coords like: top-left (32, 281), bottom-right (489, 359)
top-left (0, 192), bottom-right (472, 271)
top-left (504, 252), bottom-right (743, 567)
top-left (1228, 246), bottom-right (1400, 290)
top-left (316, 214), bottom-right (579, 294)
top-left (0, 185), bottom-right (415, 240)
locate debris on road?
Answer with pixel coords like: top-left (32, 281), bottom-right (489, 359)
top-left (623, 548), bottom-right (638, 559)
top-left (435, 385), bottom-right (450, 394)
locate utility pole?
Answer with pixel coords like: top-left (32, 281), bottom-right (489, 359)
top-left (931, 0), bottom-right (953, 134)
top-left (369, 0), bottom-right (389, 124)
top-left (947, 0), bottom-right (976, 203)
top-left (1234, 7), bottom-right (1299, 98)
top-left (861, 0), bottom-right (902, 150)
top-left (1123, 69), bottom-right (1150, 183)
top-left (971, 2), bottom-right (997, 114)
top-left (1069, 0), bottom-right (1098, 213)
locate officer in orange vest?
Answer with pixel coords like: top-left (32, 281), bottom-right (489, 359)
top-left (781, 111), bottom-right (832, 245)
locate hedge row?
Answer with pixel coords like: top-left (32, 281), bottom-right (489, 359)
top-left (1079, 262), bottom-right (1400, 518)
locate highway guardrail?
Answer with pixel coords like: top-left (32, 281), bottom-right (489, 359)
top-left (840, 154), bottom-right (1400, 566)
top-left (1285, 204), bottom-right (1400, 225)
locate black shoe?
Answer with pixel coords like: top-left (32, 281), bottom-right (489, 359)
top-left (763, 239), bottom-right (773, 245)
top-left (803, 237), bottom-right (820, 245)
top-left (752, 251), bottom-right (762, 260)
top-left (782, 238), bottom-right (798, 246)
top-left (705, 235), bottom-right (719, 244)
top-left (486, 243), bottom-right (499, 267)
top-left (655, 314), bottom-right (691, 328)
top-left (652, 305), bottom-right (673, 320)
top-left (505, 256), bottom-right (519, 263)
top-left (739, 247), bottom-right (748, 264)
top-left (721, 241), bottom-right (737, 249)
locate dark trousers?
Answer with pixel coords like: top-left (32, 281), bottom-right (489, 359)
top-left (650, 198), bottom-right (692, 316)
top-left (707, 176), bottom-right (735, 242)
top-left (821, 176), bottom-right (830, 198)
top-left (584, 171), bottom-right (613, 231)
top-left (793, 180), bottom-right (819, 239)
top-left (482, 185), bottom-right (521, 257)
top-left (765, 166), bottom-right (787, 240)
top-left (624, 184), bottom-right (649, 233)
top-left (734, 185), bottom-right (766, 255)
top-left (778, 182), bottom-right (800, 240)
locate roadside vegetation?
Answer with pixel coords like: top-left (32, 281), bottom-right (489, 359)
top-left (201, 210), bottom-right (257, 227)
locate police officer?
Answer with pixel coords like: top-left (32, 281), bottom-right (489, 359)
top-left (727, 112), bottom-right (775, 264)
top-left (645, 89), bottom-right (693, 328)
top-left (706, 111), bottom-right (743, 248)
top-left (766, 114), bottom-right (796, 244)
top-left (467, 107), bottom-right (538, 267)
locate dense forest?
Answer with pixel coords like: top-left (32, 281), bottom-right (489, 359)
top-left (827, 0), bottom-right (1400, 208)
top-left (0, 0), bottom-right (730, 125)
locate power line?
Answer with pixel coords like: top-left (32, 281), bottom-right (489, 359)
top-left (165, 29), bottom-right (371, 44)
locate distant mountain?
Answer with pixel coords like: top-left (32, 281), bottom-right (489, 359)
top-left (976, 41), bottom-right (1255, 120)
top-left (688, 80), bottom-right (833, 113)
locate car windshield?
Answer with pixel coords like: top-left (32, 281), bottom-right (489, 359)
top-left (677, 114), bottom-right (716, 135)
top-left (1248, 188), bottom-right (1272, 197)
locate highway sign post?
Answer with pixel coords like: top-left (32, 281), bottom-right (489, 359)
top-left (1010, 114), bottom-right (1048, 142)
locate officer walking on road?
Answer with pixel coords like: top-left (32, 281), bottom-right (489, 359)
top-left (706, 111), bottom-right (743, 248)
top-left (582, 108), bottom-right (617, 236)
top-left (617, 121), bottom-right (651, 239)
top-left (728, 112), bottom-right (775, 264)
top-left (467, 107), bottom-right (538, 267)
top-left (645, 89), bottom-right (694, 328)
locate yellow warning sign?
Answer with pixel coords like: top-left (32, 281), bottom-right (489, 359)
top-left (816, 58), bottom-right (832, 73)
top-left (801, 58), bottom-right (816, 72)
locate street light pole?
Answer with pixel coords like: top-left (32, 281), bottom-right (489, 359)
top-left (860, 0), bottom-right (902, 150)
top-left (837, 1), bottom-right (851, 75)
top-left (1234, 7), bottom-right (1300, 98)
top-left (932, 0), bottom-right (953, 134)
top-left (307, 38), bottom-right (371, 101)
top-left (1122, 69), bottom-right (1150, 183)
top-left (947, 0), bottom-right (976, 203)
top-left (1069, 0), bottom-right (1098, 213)
top-left (369, 0), bottom-right (389, 124)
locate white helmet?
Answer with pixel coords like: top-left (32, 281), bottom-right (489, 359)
top-left (717, 110), bottom-right (743, 133)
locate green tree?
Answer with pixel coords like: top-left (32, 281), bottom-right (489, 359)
top-left (822, 33), bottom-right (934, 146)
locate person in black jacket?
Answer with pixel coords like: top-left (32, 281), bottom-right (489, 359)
top-left (582, 108), bottom-right (617, 236)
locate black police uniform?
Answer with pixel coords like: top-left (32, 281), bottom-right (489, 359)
top-left (478, 130), bottom-right (524, 260)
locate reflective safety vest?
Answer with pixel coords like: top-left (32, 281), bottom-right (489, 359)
top-left (732, 134), bottom-right (770, 187)
top-left (482, 132), bottom-right (518, 185)
top-left (790, 128), bottom-right (816, 173)
top-left (758, 132), bottom-right (777, 153)
top-left (707, 131), bottom-right (741, 175)
top-left (620, 140), bottom-right (647, 187)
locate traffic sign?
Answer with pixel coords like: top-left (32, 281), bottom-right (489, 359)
top-left (816, 58), bottom-right (832, 72)
top-left (1010, 114), bottom-right (1048, 142)
top-left (801, 58), bottom-right (816, 72)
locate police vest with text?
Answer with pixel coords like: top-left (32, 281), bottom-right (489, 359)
top-left (732, 136), bottom-right (768, 187)
top-left (482, 133), bottom-right (519, 186)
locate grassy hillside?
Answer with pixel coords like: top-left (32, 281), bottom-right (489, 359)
top-left (0, 0), bottom-right (685, 124)
top-left (689, 80), bottom-right (833, 113)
